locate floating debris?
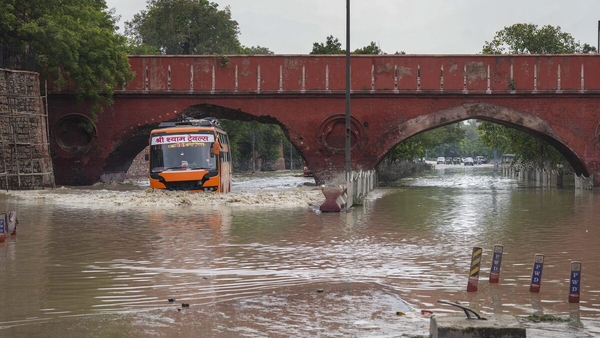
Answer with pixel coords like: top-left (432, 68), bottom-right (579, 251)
top-left (421, 310), bottom-right (433, 317)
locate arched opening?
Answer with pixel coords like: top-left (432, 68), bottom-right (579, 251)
top-left (106, 104), bottom-right (308, 182)
top-left (376, 103), bottom-right (588, 184)
top-left (101, 125), bottom-right (155, 183)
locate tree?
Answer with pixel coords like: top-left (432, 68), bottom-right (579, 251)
top-left (459, 120), bottom-right (491, 158)
top-left (425, 124), bottom-right (468, 158)
top-left (482, 23), bottom-right (597, 54)
top-left (477, 122), bottom-right (567, 170)
top-left (310, 35), bottom-right (344, 54)
top-left (125, 38), bottom-right (161, 55)
top-left (241, 45), bottom-right (274, 55)
top-left (386, 124), bottom-right (467, 162)
top-left (1, 0), bottom-right (133, 120)
top-left (310, 36), bottom-right (384, 55)
top-left (480, 23), bottom-right (596, 170)
top-left (220, 119), bottom-right (285, 171)
top-left (125, 0), bottom-right (242, 55)
top-left (353, 41), bottom-right (383, 55)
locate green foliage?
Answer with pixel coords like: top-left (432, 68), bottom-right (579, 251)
top-left (125, 0), bottom-right (243, 55)
top-left (477, 121), bottom-right (568, 170)
top-left (125, 38), bottom-right (161, 55)
top-left (386, 124), bottom-right (467, 162)
top-left (353, 41), bottom-right (383, 55)
top-left (220, 120), bottom-right (285, 170)
top-left (427, 123), bottom-right (471, 158)
top-left (523, 314), bottom-right (572, 323)
top-left (310, 35), bottom-right (384, 55)
top-left (482, 23), bottom-right (597, 54)
top-left (241, 45), bottom-right (274, 55)
top-left (215, 54), bottom-right (229, 67)
top-left (1, 0), bottom-right (133, 121)
top-left (386, 138), bottom-right (425, 161)
top-left (385, 120), bottom-right (508, 163)
top-left (310, 35), bottom-right (344, 54)
top-left (458, 120), bottom-right (491, 158)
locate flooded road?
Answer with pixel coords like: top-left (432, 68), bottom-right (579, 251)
top-left (0, 168), bottom-right (599, 337)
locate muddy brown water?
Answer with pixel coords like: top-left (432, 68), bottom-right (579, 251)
top-left (0, 168), bottom-right (599, 337)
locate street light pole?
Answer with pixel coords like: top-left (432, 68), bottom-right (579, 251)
top-left (345, 0), bottom-right (351, 179)
top-left (252, 126), bottom-right (255, 173)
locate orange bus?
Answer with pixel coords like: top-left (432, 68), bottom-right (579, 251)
top-left (147, 117), bottom-right (232, 192)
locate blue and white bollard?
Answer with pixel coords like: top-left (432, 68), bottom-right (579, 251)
top-left (0, 213), bottom-right (6, 243)
top-left (529, 254), bottom-right (544, 293)
top-left (489, 244), bottom-right (504, 283)
top-left (568, 261), bottom-right (582, 303)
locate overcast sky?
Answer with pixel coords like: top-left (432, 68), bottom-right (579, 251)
top-left (106, 0), bottom-right (600, 54)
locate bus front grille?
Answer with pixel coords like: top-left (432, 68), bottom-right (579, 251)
top-left (165, 181), bottom-right (201, 191)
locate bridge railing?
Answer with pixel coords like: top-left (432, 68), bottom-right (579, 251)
top-left (575, 174), bottom-right (594, 190)
top-left (94, 54), bottom-right (600, 94)
top-left (346, 170), bottom-right (377, 207)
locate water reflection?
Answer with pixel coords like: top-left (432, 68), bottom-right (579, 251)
top-left (0, 169), bottom-right (599, 337)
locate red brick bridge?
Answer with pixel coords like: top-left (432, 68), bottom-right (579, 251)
top-left (48, 54), bottom-right (600, 186)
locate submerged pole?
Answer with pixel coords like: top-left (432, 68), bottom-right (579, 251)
top-left (345, 0), bottom-right (351, 179)
top-left (467, 246), bottom-right (482, 292)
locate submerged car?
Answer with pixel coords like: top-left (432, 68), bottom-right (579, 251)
top-left (437, 157), bottom-right (445, 164)
top-left (463, 157), bottom-right (474, 166)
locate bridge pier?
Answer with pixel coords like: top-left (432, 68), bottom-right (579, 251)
top-left (319, 186), bottom-right (346, 212)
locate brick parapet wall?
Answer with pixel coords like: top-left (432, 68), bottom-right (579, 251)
top-left (0, 68), bottom-right (55, 189)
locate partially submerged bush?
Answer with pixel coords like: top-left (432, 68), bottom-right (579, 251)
top-left (377, 160), bottom-right (432, 184)
top-left (522, 314), bottom-right (572, 323)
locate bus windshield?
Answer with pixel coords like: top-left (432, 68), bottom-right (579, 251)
top-left (150, 133), bottom-right (217, 172)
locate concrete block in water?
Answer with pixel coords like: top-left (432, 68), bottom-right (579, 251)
top-left (319, 186), bottom-right (346, 212)
top-left (430, 315), bottom-right (526, 338)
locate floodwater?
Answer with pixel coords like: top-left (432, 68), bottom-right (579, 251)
top-left (0, 167), bottom-right (599, 337)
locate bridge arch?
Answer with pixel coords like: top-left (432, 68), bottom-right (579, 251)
top-left (100, 103), bottom-right (303, 180)
top-left (380, 102), bottom-right (589, 176)
top-left (101, 125), bottom-right (154, 181)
